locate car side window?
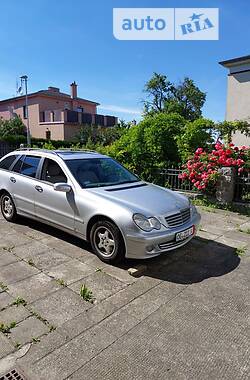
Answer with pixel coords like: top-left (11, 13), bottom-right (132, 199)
top-left (41, 158), bottom-right (67, 184)
top-left (17, 156), bottom-right (41, 178)
top-left (0, 155), bottom-right (18, 171)
top-left (12, 156), bottom-right (25, 173)
top-left (12, 155), bottom-right (41, 178)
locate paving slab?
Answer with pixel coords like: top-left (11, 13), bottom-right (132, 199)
top-left (69, 271), bottom-right (127, 303)
top-left (7, 273), bottom-right (61, 303)
top-left (18, 330), bottom-right (67, 367)
top-left (46, 259), bottom-right (95, 284)
top-left (0, 261), bottom-right (40, 285)
top-left (0, 305), bottom-right (31, 325)
top-left (22, 249), bottom-right (71, 271)
top-left (11, 241), bottom-right (49, 259)
top-left (9, 316), bottom-right (50, 345)
top-left (0, 250), bottom-right (20, 267)
top-left (29, 324), bottom-right (116, 380)
top-left (0, 293), bottom-right (14, 310)
top-left (31, 287), bottom-right (91, 326)
top-left (0, 333), bottom-right (14, 359)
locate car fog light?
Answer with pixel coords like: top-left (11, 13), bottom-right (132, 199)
top-left (146, 245), bottom-right (154, 252)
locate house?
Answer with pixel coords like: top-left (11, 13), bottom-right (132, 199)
top-left (219, 55), bottom-right (250, 146)
top-left (0, 82), bottom-right (118, 141)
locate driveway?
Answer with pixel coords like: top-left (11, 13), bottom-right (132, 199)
top-left (0, 206), bottom-right (249, 379)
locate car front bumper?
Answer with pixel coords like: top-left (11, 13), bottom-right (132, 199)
top-left (125, 212), bottom-right (201, 259)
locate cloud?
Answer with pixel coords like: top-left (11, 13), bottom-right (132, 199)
top-left (99, 104), bottom-right (141, 115)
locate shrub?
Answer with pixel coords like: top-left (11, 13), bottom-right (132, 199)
top-left (179, 142), bottom-right (249, 192)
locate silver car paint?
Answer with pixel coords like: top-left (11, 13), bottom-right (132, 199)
top-left (0, 150), bottom-right (201, 259)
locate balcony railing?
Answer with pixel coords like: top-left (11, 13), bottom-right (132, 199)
top-left (40, 110), bottom-right (117, 127)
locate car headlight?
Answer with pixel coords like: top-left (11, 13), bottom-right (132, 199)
top-left (133, 214), bottom-right (161, 232)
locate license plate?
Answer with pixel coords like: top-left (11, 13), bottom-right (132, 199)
top-left (176, 226), bottom-right (194, 242)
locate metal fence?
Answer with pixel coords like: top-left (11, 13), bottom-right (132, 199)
top-left (160, 164), bottom-right (250, 203)
top-left (159, 164), bottom-right (197, 193)
top-left (234, 172), bottom-right (250, 203)
top-left (0, 142), bottom-right (19, 158)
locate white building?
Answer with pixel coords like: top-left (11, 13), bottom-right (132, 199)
top-left (219, 55), bottom-right (250, 146)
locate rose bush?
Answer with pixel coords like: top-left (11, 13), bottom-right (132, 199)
top-left (179, 142), bottom-right (249, 192)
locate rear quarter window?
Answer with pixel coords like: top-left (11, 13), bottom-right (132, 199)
top-left (0, 155), bottom-right (18, 171)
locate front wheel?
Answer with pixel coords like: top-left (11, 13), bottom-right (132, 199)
top-left (90, 220), bottom-right (125, 263)
top-left (0, 193), bottom-right (17, 222)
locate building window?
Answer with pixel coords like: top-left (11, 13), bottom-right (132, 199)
top-left (51, 111), bottom-right (55, 122)
top-left (23, 105), bottom-right (28, 119)
top-left (40, 112), bottom-right (45, 122)
top-left (77, 107), bottom-right (84, 113)
top-left (46, 130), bottom-right (51, 140)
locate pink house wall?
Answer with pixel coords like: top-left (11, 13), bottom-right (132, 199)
top-left (0, 94), bottom-right (98, 140)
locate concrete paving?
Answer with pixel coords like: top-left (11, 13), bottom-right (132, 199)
top-left (0, 206), bottom-right (249, 379)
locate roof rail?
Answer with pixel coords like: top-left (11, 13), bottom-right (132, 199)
top-left (14, 148), bottom-right (58, 155)
top-left (14, 147), bottom-right (98, 154)
top-left (55, 148), bottom-right (97, 153)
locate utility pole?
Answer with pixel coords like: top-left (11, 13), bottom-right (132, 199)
top-left (20, 75), bottom-right (31, 146)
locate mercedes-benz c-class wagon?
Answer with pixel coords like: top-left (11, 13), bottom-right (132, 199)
top-left (0, 149), bottom-right (200, 263)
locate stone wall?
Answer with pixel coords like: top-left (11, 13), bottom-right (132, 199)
top-left (216, 167), bottom-right (236, 203)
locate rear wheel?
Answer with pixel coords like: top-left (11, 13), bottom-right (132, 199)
top-left (0, 193), bottom-right (17, 222)
top-left (90, 220), bottom-right (125, 263)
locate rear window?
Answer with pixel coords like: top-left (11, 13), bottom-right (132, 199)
top-left (12, 155), bottom-right (41, 178)
top-left (0, 155), bottom-right (18, 171)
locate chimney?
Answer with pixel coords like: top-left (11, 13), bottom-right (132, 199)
top-left (70, 81), bottom-right (77, 99)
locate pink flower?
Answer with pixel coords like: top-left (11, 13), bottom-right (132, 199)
top-left (238, 167), bottom-right (244, 174)
top-left (195, 148), bottom-right (203, 155)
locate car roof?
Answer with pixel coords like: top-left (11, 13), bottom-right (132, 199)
top-left (11, 149), bottom-right (108, 160)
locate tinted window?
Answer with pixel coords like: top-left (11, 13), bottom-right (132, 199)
top-left (66, 158), bottom-right (139, 188)
top-left (12, 156), bottom-right (25, 173)
top-left (41, 158), bottom-right (67, 184)
top-left (0, 155), bottom-right (17, 170)
top-left (12, 155), bottom-right (41, 178)
top-left (20, 156), bottom-right (41, 177)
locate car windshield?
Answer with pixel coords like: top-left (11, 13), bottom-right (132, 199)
top-left (65, 158), bottom-right (140, 188)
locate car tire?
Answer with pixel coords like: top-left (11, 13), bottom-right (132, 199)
top-left (0, 192), bottom-right (17, 222)
top-left (90, 220), bottom-right (125, 263)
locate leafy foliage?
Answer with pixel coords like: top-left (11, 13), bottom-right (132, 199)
top-left (143, 73), bottom-right (206, 121)
top-left (179, 142), bottom-right (249, 192)
top-left (0, 117), bottom-right (25, 138)
top-left (214, 120), bottom-right (250, 143)
top-left (176, 118), bottom-right (214, 161)
top-left (105, 113), bottom-right (185, 181)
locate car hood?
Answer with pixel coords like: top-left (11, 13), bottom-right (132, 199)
top-left (88, 182), bottom-right (189, 216)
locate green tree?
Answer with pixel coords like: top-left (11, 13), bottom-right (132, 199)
top-left (0, 117), bottom-right (25, 138)
top-left (143, 73), bottom-right (206, 121)
top-left (176, 118), bottom-right (214, 161)
top-left (143, 73), bottom-right (172, 113)
top-left (105, 113), bottom-right (186, 181)
top-left (164, 78), bottom-right (206, 121)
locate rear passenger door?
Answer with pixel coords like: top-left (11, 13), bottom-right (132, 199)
top-left (10, 155), bottom-right (41, 216)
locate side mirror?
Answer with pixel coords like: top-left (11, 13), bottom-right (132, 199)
top-left (53, 183), bottom-right (72, 193)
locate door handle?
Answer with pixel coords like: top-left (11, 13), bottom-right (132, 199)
top-left (10, 177), bottom-right (16, 183)
top-left (35, 185), bottom-right (43, 193)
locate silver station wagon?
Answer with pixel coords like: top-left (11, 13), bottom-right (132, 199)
top-left (0, 149), bottom-right (200, 263)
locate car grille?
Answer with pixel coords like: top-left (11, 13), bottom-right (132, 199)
top-left (158, 238), bottom-right (190, 250)
top-left (165, 208), bottom-right (191, 228)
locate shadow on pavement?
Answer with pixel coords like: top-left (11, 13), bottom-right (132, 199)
top-left (16, 217), bottom-right (240, 285)
top-left (142, 237), bottom-right (240, 284)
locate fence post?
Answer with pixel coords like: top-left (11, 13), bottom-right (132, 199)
top-left (216, 167), bottom-right (236, 204)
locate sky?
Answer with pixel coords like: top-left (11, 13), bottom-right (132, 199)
top-left (0, 0), bottom-right (249, 122)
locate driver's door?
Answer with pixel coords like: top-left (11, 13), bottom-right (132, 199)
top-left (34, 158), bottom-right (75, 231)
